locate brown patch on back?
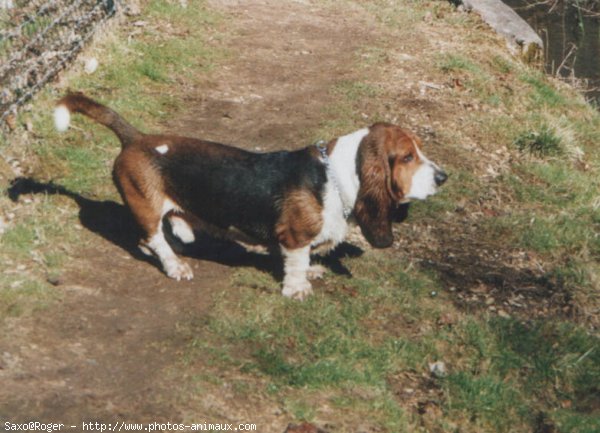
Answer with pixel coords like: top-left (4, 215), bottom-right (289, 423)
top-left (276, 189), bottom-right (323, 249)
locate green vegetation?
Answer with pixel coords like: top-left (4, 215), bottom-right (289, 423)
top-left (196, 252), bottom-right (600, 431)
top-left (439, 53), bottom-right (482, 74)
top-left (521, 72), bottom-right (568, 107)
top-left (0, 0), bottom-right (222, 317)
top-left (514, 126), bottom-right (563, 156)
top-left (1, 0), bottom-right (599, 431)
top-left (19, 0), bottom-right (222, 197)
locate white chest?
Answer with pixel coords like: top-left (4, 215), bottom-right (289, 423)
top-left (312, 181), bottom-right (350, 248)
top-left (311, 127), bottom-right (368, 249)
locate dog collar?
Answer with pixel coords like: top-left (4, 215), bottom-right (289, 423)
top-left (315, 140), bottom-right (352, 219)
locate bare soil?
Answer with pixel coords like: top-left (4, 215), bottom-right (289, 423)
top-left (0, 0), bottom-right (377, 429)
top-left (0, 0), bottom-right (579, 430)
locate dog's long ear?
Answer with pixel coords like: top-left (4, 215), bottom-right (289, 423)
top-left (354, 127), bottom-right (395, 248)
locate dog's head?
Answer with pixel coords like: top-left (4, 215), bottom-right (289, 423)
top-left (354, 122), bottom-right (447, 248)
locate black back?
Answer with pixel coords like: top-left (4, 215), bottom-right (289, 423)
top-left (153, 141), bottom-right (327, 244)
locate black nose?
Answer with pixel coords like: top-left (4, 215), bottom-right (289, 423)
top-left (434, 170), bottom-right (448, 186)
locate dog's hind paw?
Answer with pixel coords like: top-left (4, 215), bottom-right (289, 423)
top-left (164, 259), bottom-right (194, 281)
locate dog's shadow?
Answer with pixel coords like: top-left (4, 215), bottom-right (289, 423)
top-left (7, 177), bottom-right (376, 280)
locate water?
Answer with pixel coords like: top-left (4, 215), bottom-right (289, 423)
top-left (503, 0), bottom-right (600, 103)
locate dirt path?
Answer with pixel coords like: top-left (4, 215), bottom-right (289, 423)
top-left (170, 0), bottom-right (373, 149)
top-left (0, 0), bottom-right (377, 428)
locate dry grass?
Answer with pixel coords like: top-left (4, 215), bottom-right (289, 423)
top-left (1, 0), bottom-right (599, 431)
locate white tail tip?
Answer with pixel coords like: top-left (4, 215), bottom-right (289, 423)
top-left (54, 104), bottom-right (71, 132)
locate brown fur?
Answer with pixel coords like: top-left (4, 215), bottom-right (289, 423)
top-left (58, 93), bottom-right (251, 245)
top-left (56, 93), bottom-right (444, 292)
top-left (113, 147), bottom-right (167, 242)
top-left (276, 189), bottom-right (324, 249)
top-left (57, 92), bottom-right (142, 146)
top-left (386, 127), bottom-right (423, 199)
top-left (354, 123), bottom-right (425, 248)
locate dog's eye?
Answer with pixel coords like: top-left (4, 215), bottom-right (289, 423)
top-left (402, 154), bottom-right (414, 163)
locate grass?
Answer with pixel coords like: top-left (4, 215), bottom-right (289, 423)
top-left (191, 253), bottom-right (445, 429)
top-left (514, 125), bottom-right (563, 156)
top-left (521, 72), bottom-right (568, 107)
top-left (438, 54), bottom-right (482, 74)
top-left (0, 276), bottom-right (59, 318)
top-left (19, 0), bottom-right (222, 197)
top-left (489, 155), bottom-right (600, 260)
top-left (0, 0), bottom-right (223, 321)
top-left (0, 195), bottom-right (69, 317)
top-left (206, 0), bottom-right (600, 429)
top-left (2, 0), bottom-right (600, 431)
top-left (0, 193), bottom-right (77, 318)
top-left (444, 371), bottom-right (525, 430)
top-left (441, 317), bottom-right (600, 431)
top-left (197, 250), bottom-right (600, 431)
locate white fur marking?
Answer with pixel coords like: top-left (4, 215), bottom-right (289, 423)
top-left (141, 199), bottom-right (193, 280)
top-left (170, 216), bottom-right (195, 244)
top-left (406, 163), bottom-right (437, 200)
top-left (312, 128), bottom-right (368, 248)
top-left (155, 144), bottom-right (169, 154)
top-left (414, 141), bottom-right (442, 170)
top-left (138, 244), bottom-right (153, 256)
top-left (281, 245), bottom-right (312, 300)
top-left (147, 222), bottom-right (193, 280)
top-left (54, 105), bottom-right (71, 132)
top-left (406, 144), bottom-right (439, 200)
top-left (328, 128), bottom-right (369, 210)
top-left (162, 198), bottom-right (181, 215)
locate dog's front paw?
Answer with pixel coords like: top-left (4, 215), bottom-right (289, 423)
top-left (282, 280), bottom-right (313, 301)
top-left (307, 264), bottom-right (327, 280)
top-left (164, 258), bottom-right (194, 281)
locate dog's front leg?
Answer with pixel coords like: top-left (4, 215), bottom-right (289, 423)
top-left (281, 245), bottom-right (313, 300)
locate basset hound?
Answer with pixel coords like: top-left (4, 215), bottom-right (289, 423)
top-left (54, 93), bottom-right (447, 299)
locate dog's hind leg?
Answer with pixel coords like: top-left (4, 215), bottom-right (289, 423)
top-left (118, 167), bottom-right (193, 280)
top-left (168, 214), bottom-right (196, 244)
top-left (135, 199), bottom-right (193, 281)
top-left (144, 217), bottom-right (194, 280)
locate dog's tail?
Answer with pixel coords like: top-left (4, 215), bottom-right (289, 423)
top-left (54, 92), bottom-right (142, 147)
